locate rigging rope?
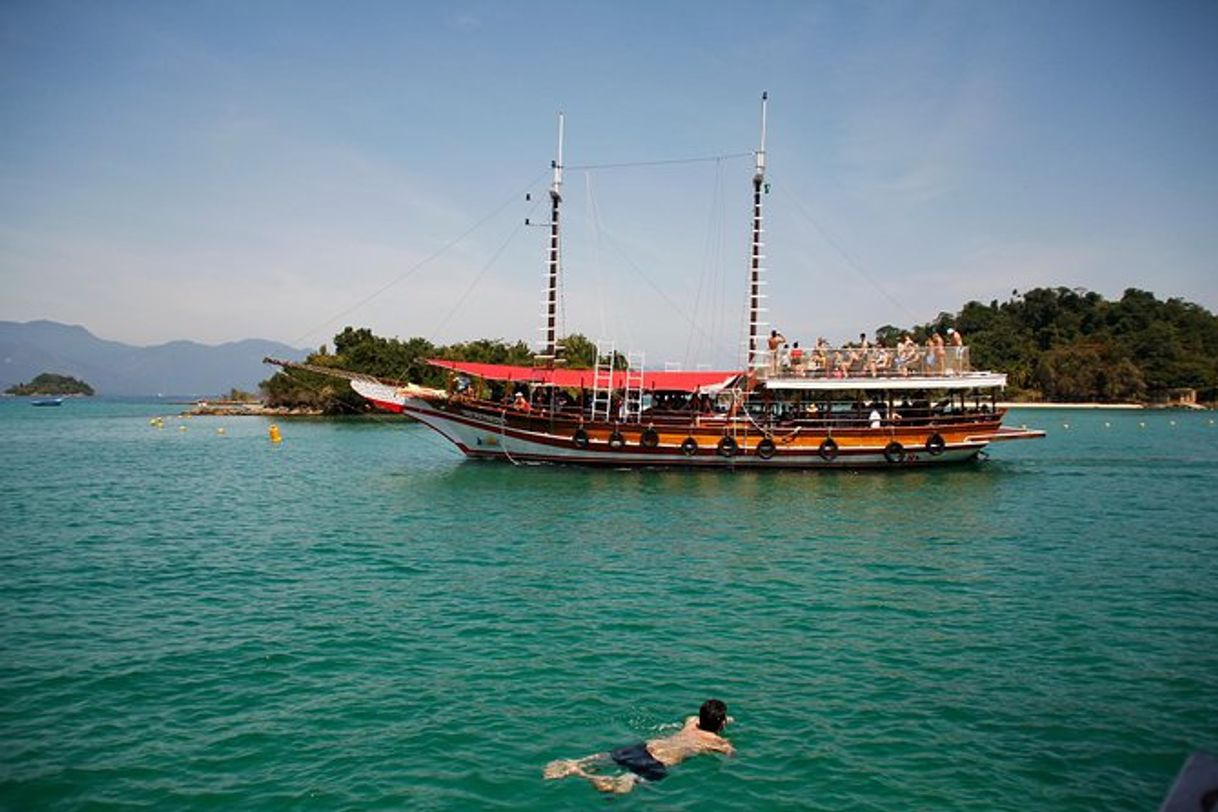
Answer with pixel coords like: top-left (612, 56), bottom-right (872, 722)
top-left (425, 195), bottom-right (545, 349)
top-left (499, 410), bottom-right (521, 466)
top-left (291, 168), bottom-right (549, 347)
top-left (684, 157), bottom-right (727, 368)
top-left (260, 359), bottom-right (464, 457)
top-left (566, 152), bottom-right (752, 171)
top-left (775, 186), bottom-right (920, 324)
top-left (594, 223), bottom-right (740, 364)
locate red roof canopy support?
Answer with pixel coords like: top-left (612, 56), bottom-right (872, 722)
top-left (428, 360), bottom-right (740, 393)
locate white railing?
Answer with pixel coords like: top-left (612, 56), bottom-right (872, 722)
top-left (756, 345), bottom-right (972, 380)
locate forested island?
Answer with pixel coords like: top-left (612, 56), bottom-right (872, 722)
top-left (260, 287), bottom-right (1218, 414)
top-left (4, 373), bottom-right (95, 397)
top-left (891, 287), bottom-right (1216, 403)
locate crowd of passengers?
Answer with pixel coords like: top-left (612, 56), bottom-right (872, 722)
top-left (764, 329), bottom-right (968, 378)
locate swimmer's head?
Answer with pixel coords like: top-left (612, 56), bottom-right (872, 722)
top-left (699, 699), bottom-right (728, 733)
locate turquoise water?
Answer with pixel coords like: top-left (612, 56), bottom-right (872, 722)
top-left (1, 400), bottom-right (1216, 810)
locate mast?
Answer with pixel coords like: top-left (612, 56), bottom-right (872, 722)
top-left (747, 92), bottom-right (768, 370)
top-left (537, 112), bottom-right (564, 364)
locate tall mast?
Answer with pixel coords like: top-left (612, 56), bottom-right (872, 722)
top-left (537, 112), bottom-right (564, 365)
top-left (747, 92), bottom-right (768, 370)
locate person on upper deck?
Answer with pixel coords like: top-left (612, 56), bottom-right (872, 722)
top-left (814, 337), bottom-right (830, 376)
top-left (833, 349), bottom-right (850, 378)
top-left (948, 327), bottom-right (965, 374)
top-left (849, 332), bottom-right (871, 375)
top-left (790, 341), bottom-right (805, 376)
top-left (894, 335), bottom-right (917, 376)
top-left (767, 330), bottom-right (786, 374)
top-left (867, 343), bottom-right (892, 377)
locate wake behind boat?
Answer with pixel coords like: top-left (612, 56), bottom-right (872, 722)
top-left (271, 94), bottom-right (1043, 468)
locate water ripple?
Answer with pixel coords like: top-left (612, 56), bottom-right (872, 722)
top-left (1, 403), bottom-right (1215, 809)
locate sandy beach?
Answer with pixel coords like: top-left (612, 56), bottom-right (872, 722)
top-left (999, 402), bottom-right (1145, 410)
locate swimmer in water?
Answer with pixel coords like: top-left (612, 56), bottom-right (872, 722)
top-left (543, 699), bottom-right (734, 794)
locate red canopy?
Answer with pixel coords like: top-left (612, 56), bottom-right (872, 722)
top-left (428, 360), bottom-right (740, 393)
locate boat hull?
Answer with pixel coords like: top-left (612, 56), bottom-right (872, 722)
top-left (351, 380), bottom-right (1037, 469)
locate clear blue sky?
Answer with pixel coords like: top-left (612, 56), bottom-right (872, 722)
top-left (3, 0), bottom-right (1216, 368)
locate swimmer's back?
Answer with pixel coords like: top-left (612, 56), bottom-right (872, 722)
top-left (646, 716), bottom-right (734, 766)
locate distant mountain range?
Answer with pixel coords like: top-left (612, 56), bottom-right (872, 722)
top-left (0, 320), bottom-right (306, 397)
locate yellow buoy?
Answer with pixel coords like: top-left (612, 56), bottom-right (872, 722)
top-left (1139, 421), bottom-right (1146, 428)
top-left (178, 425), bottom-right (187, 432)
top-left (216, 427), bottom-right (226, 435)
top-left (268, 424), bottom-right (282, 444)
top-left (1062, 423), bottom-right (1070, 429)
top-left (1104, 421), bottom-right (1111, 428)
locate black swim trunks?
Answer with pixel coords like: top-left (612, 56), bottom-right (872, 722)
top-left (610, 742), bottom-right (669, 782)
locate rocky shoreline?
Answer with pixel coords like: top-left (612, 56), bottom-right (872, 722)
top-left (184, 400), bottom-right (323, 417)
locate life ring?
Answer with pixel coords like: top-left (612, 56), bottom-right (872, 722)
top-left (680, 437), bottom-right (698, 457)
top-left (818, 437), bottom-right (839, 461)
top-left (756, 437), bottom-right (776, 460)
top-left (717, 436), bottom-right (739, 457)
top-left (572, 427), bottom-right (589, 449)
top-left (884, 441), bottom-right (906, 464)
top-left (925, 433), bottom-right (946, 456)
top-left (640, 427), bottom-right (660, 449)
top-left (608, 430), bottom-right (626, 450)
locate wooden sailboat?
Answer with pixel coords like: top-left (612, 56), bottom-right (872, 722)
top-left (333, 95), bottom-right (1044, 467)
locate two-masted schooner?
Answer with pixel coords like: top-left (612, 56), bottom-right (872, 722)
top-left (278, 95), bottom-right (1044, 467)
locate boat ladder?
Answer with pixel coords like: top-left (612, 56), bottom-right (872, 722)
top-left (590, 340), bottom-right (617, 421)
top-left (623, 351), bottom-right (645, 423)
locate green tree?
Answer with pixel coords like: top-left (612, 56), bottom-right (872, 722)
top-left (874, 324), bottom-right (903, 346)
top-left (5, 373), bottom-right (94, 396)
top-left (887, 286), bottom-right (1218, 402)
top-left (557, 333), bottom-right (627, 369)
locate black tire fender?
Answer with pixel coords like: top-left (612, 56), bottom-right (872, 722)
top-left (717, 436), bottom-right (739, 457)
top-left (818, 437), bottom-right (839, 461)
top-left (680, 437), bottom-right (698, 457)
top-left (884, 441), bottom-right (906, 464)
top-left (925, 433), bottom-right (946, 456)
top-left (640, 427), bottom-right (660, 449)
top-left (572, 427), bottom-right (589, 449)
top-left (756, 437), bottom-right (777, 460)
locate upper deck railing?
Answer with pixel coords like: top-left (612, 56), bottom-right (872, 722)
top-left (753, 344), bottom-right (971, 380)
